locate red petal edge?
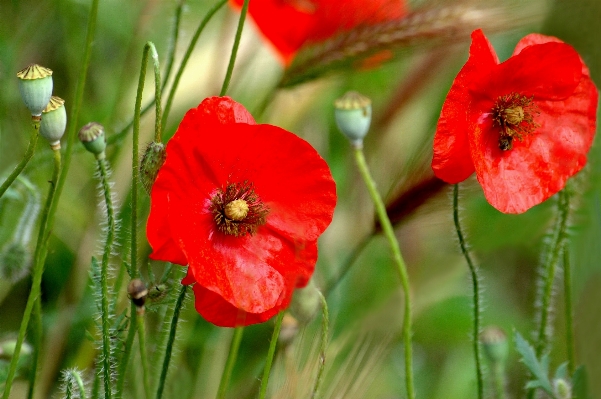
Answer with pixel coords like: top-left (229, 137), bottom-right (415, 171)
top-left (432, 29), bottom-right (499, 183)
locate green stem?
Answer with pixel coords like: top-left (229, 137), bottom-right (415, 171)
top-left (492, 363), bottom-right (506, 399)
top-left (26, 297), bottom-right (43, 399)
top-left (137, 312), bottom-right (151, 399)
top-left (0, 118), bottom-right (39, 200)
top-left (162, 0), bottom-right (228, 127)
top-left (258, 312), bottom-right (285, 399)
top-left (155, 284), bottom-right (188, 399)
top-left (563, 243), bottom-right (575, 376)
top-left (1, 149), bottom-right (61, 399)
top-left (98, 159), bottom-right (115, 399)
top-left (352, 147), bottom-right (414, 399)
top-left (65, 369), bottom-right (87, 399)
top-left (453, 184), bottom-right (484, 399)
top-left (106, 0), bottom-right (184, 148)
top-left (115, 310), bottom-right (137, 397)
top-left (535, 190), bottom-right (570, 357)
top-left (216, 327), bottom-right (244, 399)
top-left (219, 0), bottom-right (250, 97)
top-left (311, 292), bottom-right (329, 399)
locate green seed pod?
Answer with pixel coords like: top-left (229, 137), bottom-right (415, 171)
top-left (0, 241), bottom-right (31, 282)
top-left (334, 91), bottom-right (372, 148)
top-left (40, 96), bottom-right (67, 148)
top-left (17, 64), bottom-right (53, 116)
top-left (289, 279), bottom-right (321, 324)
top-left (78, 122), bottom-right (106, 159)
top-left (140, 141), bottom-right (166, 195)
top-left (480, 326), bottom-right (508, 366)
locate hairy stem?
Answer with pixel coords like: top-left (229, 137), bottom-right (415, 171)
top-left (155, 284), bottom-right (188, 399)
top-left (535, 190), bottom-right (570, 357)
top-left (352, 147), bottom-right (414, 399)
top-left (563, 243), bottom-right (575, 376)
top-left (453, 184), bottom-right (484, 399)
top-left (98, 159), bottom-right (116, 399)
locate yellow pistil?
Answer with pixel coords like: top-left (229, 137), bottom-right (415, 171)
top-left (225, 199), bottom-right (249, 221)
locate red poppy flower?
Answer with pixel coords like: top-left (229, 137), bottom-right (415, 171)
top-left (432, 29), bottom-right (598, 214)
top-left (230, 0), bottom-right (407, 65)
top-left (147, 97), bottom-right (336, 327)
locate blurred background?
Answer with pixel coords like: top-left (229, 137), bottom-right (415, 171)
top-left (1, 0), bottom-right (600, 397)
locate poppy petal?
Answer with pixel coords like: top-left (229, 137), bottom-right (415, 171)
top-left (432, 29), bottom-right (499, 183)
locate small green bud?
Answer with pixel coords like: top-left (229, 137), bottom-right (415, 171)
top-left (480, 326), bottom-right (508, 366)
top-left (140, 142), bottom-right (166, 194)
top-left (553, 378), bottom-right (572, 399)
top-left (17, 64), bottom-right (53, 116)
top-left (0, 241), bottom-right (31, 282)
top-left (334, 91), bottom-right (372, 148)
top-left (40, 96), bottom-right (67, 149)
top-left (289, 279), bottom-right (320, 324)
top-left (78, 122), bottom-right (107, 159)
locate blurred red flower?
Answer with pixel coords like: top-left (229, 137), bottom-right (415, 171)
top-left (432, 29), bottom-right (598, 214)
top-left (147, 97), bottom-right (336, 327)
top-left (230, 0), bottom-right (407, 65)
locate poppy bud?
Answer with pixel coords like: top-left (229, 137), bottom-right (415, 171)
top-left (17, 64), bottom-right (53, 117)
top-left (140, 141), bottom-right (166, 194)
top-left (78, 122), bottom-right (107, 159)
top-left (480, 326), bottom-right (508, 366)
top-left (553, 378), bottom-right (571, 399)
top-left (0, 241), bottom-right (31, 282)
top-left (289, 279), bottom-right (320, 324)
top-left (334, 91), bottom-right (372, 148)
top-left (40, 96), bottom-right (67, 149)
top-left (127, 278), bottom-right (148, 310)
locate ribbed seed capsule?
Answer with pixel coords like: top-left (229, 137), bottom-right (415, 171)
top-left (334, 91), bottom-right (372, 148)
top-left (40, 96), bottom-right (67, 149)
top-left (78, 122), bottom-right (107, 159)
top-left (17, 64), bottom-right (53, 116)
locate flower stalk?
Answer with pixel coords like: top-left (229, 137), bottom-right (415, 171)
top-left (0, 118), bottom-right (40, 200)
top-left (258, 312), bottom-right (285, 399)
top-left (162, 0), bottom-right (228, 127)
top-left (219, 0), bottom-right (249, 96)
top-left (352, 146), bottom-right (415, 399)
top-left (97, 158), bottom-right (116, 399)
top-left (563, 243), bottom-right (575, 376)
top-left (535, 189), bottom-right (570, 358)
top-left (453, 184), bottom-right (484, 399)
top-left (216, 327), bottom-right (244, 399)
top-left (155, 284), bottom-right (188, 399)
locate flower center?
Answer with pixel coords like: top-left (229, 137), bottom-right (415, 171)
top-left (224, 199), bottom-right (249, 221)
top-left (491, 93), bottom-right (539, 151)
top-left (210, 182), bottom-right (268, 237)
